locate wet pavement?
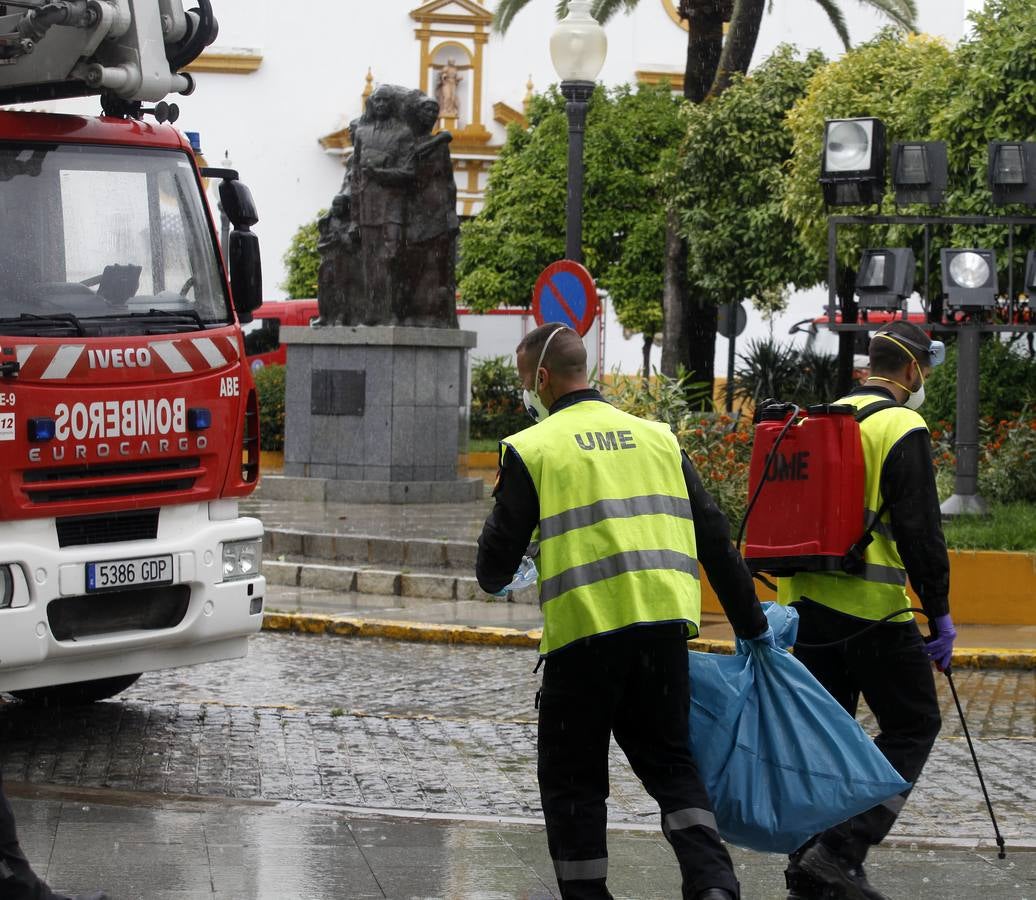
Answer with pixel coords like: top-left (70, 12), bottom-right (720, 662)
top-left (7, 783), bottom-right (1034, 899)
top-left (2, 633), bottom-right (1033, 853)
top-left (0, 491), bottom-right (1030, 897)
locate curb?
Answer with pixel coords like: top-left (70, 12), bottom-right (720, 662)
top-left (260, 613), bottom-right (1036, 668)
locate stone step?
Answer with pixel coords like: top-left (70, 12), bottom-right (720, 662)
top-left (262, 583), bottom-right (545, 631)
top-left (263, 527), bottom-right (474, 572)
top-left (262, 558), bottom-right (539, 605)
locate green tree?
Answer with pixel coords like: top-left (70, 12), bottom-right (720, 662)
top-left (458, 84), bottom-right (685, 361)
top-left (672, 46), bottom-right (827, 314)
top-left (281, 214), bottom-right (323, 299)
top-left (491, 0), bottom-right (917, 399)
top-left (930, 0), bottom-right (1036, 252)
top-left (783, 32), bottom-right (957, 390)
top-left (784, 33), bottom-right (957, 269)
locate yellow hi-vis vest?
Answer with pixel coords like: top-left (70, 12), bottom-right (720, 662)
top-left (778, 393), bottom-right (928, 622)
top-left (503, 400), bottom-right (701, 655)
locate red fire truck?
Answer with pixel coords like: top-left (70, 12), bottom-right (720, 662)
top-left (0, 0), bottom-right (266, 704)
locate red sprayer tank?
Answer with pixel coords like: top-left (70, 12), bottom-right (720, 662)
top-left (744, 404), bottom-right (865, 576)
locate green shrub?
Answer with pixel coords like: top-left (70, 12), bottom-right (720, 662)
top-left (602, 368), bottom-right (710, 427)
top-left (924, 338), bottom-right (1036, 428)
top-left (281, 213), bottom-right (323, 300)
top-left (254, 364), bottom-right (286, 451)
top-left (470, 356), bottom-right (530, 440)
top-left (733, 338), bottom-right (839, 407)
top-left (931, 410), bottom-right (1036, 504)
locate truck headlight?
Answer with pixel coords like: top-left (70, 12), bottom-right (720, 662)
top-left (222, 539), bottom-right (262, 582)
top-left (0, 565), bottom-right (12, 609)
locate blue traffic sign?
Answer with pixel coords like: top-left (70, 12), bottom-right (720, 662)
top-left (532, 260), bottom-right (600, 336)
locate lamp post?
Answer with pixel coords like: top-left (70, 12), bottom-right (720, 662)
top-left (550, 0), bottom-right (607, 264)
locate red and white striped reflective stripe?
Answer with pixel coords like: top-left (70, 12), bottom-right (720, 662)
top-left (13, 336), bottom-right (239, 379)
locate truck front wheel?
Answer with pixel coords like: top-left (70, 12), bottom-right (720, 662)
top-left (10, 673), bottom-right (142, 706)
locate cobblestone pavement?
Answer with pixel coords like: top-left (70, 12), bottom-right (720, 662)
top-left (1, 633), bottom-right (1033, 850)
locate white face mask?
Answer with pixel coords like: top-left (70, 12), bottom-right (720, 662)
top-left (872, 361), bottom-right (926, 410)
top-left (904, 380), bottom-right (926, 411)
top-left (522, 327), bottom-right (567, 422)
top-left (522, 387), bottom-right (551, 422)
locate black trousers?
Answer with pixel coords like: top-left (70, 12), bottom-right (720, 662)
top-left (792, 601), bottom-right (942, 866)
top-left (537, 623), bottom-right (739, 900)
top-left (0, 768), bottom-right (60, 900)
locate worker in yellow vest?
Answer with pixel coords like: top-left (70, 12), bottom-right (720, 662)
top-left (780, 320), bottom-right (954, 900)
top-left (477, 323), bottom-right (772, 900)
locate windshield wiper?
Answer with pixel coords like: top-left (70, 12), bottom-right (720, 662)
top-left (0, 312), bottom-right (85, 336)
top-left (115, 308), bottom-right (208, 331)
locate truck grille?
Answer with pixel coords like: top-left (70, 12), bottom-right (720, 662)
top-left (56, 509), bottom-right (160, 548)
top-left (48, 585), bottom-right (190, 641)
top-left (22, 458), bottom-right (202, 504)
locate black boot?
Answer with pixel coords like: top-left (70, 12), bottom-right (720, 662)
top-left (784, 855), bottom-right (834, 900)
top-left (697, 891), bottom-right (736, 900)
top-left (799, 843), bottom-right (889, 900)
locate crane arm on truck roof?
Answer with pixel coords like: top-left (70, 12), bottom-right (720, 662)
top-left (0, 0), bottom-right (217, 113)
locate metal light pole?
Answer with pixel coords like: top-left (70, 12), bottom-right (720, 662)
top-left (941, 325), bottom-right (988, 516)
top-left (550, 0), bottom-right (607, 264)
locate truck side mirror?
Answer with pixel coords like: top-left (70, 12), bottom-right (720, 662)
top-left (218, 180), bottom-right (258, 230)
top-left (212, 178), bottom-right (262, 323)
top-left (228, 230), bottom-right (262, 324)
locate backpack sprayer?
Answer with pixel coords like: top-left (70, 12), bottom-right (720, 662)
top-left (734, 398), bottom-right (1007, 859)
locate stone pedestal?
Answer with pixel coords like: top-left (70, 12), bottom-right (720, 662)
top-left (279, 325), bottom-right (482, 504)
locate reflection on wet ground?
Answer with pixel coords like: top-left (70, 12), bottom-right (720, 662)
top-left (2, 634), bottom-right (1034, 852)
top-left (9, 785), bottom-right (1035, 900)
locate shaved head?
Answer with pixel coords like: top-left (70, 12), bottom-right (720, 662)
top-left (515, 322), bottom-right (590, 412)
top-left (517, 323), bottom-right (587, 379)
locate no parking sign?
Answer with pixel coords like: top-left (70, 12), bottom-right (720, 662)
top-left (531, 260), bottom-right (600, 337)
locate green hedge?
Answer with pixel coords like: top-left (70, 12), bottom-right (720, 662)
top-left (924, 339), bottom-right (1036, 429)
top-left (470, 356), bottom-right (530, 441)
top-left (254, 364), bottom-right (286, 452)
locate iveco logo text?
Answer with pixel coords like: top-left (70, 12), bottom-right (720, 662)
top-left (88, 348), bottom-right (153, 369)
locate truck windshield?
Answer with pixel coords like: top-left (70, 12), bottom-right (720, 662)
top-left (0, 143), bottom-right (230, 333)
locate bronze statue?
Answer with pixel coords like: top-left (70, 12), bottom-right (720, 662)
top-left (401, 93), bottom-right (459, 327)
top-left (315, 84), bottom-right (460, 329)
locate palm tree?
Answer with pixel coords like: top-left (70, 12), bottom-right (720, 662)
top-left (491, 0), bottom-right (917, 392)
top-left (494, 0), bottom-right (917, 100)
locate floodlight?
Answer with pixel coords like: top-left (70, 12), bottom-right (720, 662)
top-left (819, 118), bottom-right (886, 206)
top-left (941, 248), bottom-right (998, 309)
top-left (1024, 250), bottom-right (1036, 301)
top-left (891, 142), bottom-right (947, 205)
top-left (855, 248), bottom-right (915, 310)
top-left (988, 142), bottom-right (1036, 205)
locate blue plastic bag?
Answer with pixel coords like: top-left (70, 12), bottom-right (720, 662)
top-left (688, 602), bottom-right (910, 853)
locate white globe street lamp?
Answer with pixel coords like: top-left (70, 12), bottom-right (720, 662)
top-left (550, 1), bottom-right (607, 263)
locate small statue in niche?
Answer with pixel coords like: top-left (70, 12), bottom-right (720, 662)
top-left (435, 60), bottom-right (462, 120)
